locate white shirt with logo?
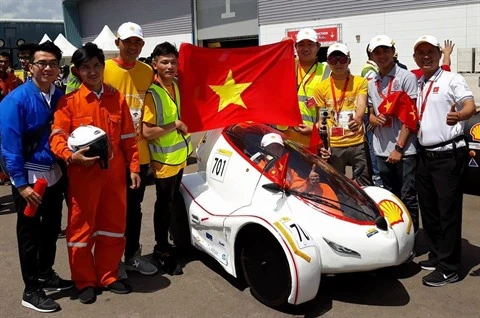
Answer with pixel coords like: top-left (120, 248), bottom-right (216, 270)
top-left (417, 68), bottom-right (474, 151)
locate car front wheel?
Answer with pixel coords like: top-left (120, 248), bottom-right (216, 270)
top-left (240, 229), bottom-right (291, 308)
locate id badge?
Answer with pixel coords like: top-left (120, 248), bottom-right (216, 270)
top-left (331, 127), bottom-right (344, 137)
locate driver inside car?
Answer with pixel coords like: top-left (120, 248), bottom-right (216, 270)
top-left (252, 133), bottom-right (339, 203)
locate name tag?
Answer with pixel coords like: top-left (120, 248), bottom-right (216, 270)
top-left (331, 127), bottom-right (344, 137)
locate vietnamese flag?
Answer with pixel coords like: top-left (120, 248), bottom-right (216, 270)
top-left (308, 123), bottom-right (323, 154)
top-left (178, 41), bottom-right (302, 132)
top-left (378, 91), bottom-right (418, 133)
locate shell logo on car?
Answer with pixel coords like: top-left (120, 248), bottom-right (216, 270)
top-left (378, 200), bottom-right (404, 226)
top-left (470, 123), bottom-right (480, 142)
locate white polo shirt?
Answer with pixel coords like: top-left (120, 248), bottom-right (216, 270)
top-left (417, 68), bottom-right (474, 151)
top-left (368, 64), bottom-right (418, 157)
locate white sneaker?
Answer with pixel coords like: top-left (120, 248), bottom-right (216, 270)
top-left (125, 248), bottom-right (158, 276)
top-left (118, 262), bottom-right (128, 281)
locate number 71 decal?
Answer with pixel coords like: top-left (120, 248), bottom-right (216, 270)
top-left (210, 149), bottom-right (232, 182)
top-left (274, 217), bottom-right (314, 263)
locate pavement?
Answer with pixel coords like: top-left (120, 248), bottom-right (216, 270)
top-left (0, 165), bottom-right (479, 317)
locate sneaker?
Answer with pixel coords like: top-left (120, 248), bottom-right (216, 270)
top-left (419, 259), bottom-right (438, 271)
top-left (78, 287), bottom-right (96, 304)
top-left (125, 248), bottom-right (158, 276)
top-left (107, 280), bottom-right (132, 294)
top-left (38, 270), bottom-right (74, 291)
top-left (153, 248), bottom-right (183, 276)
top-left (118, 262), bottom-right (128, 281)
top-left (422, 269), bottom-right (459, 287)
top-left (22, 289), bottom-right (60, 313)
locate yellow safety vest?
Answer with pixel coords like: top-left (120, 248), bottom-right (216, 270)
top-left (275, 61), bottom-right (330, 145)
top-left (147, 82), bottom-right (192, 165)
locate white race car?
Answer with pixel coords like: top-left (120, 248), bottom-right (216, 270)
top-left (179, 123), bottom-right (414, 308)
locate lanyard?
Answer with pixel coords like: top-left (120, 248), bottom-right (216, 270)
top-left (330, 75), bottom-right (350, 122)
top-left (297, 62), bottom-right (317, 93)
top-left (418, 80), bottom-right (434, 121)
top-left (375, 76), bottom-right (394, 100)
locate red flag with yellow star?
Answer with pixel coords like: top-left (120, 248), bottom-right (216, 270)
top-left (178, 41), bottom-right (302, 132)
top-left (378, 91), bottom-right (418, 133)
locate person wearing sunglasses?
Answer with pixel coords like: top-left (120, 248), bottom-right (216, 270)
top-left (312, 43), bottom-right (371, 186)
top-left (275, 28), bottom-right (331, 147)
top-left (17, 42), bottom-right (36, 82)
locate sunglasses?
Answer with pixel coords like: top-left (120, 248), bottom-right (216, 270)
top-left (327, 55), bottom-right (349, 65)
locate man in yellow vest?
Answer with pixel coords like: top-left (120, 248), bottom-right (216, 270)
top-left (142, 42), bottom-right (192, 275)
top-left (276, 28), bottom-right (331, 146)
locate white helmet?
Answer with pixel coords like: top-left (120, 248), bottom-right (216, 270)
top-left (68, 125), bottom-right (112, 169)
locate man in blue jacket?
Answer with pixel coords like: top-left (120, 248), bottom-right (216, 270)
top-left (0, 41), bottom-right (73, 313)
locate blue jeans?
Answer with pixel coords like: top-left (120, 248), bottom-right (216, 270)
top-left (376, 155), bottom-right (419, 232)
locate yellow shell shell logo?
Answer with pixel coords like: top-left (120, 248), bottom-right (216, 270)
top-left (379, 200), bottom-right (404, 226)
top-left (470, 123), bottom-right (480, 142)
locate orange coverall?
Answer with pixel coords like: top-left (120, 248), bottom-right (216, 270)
top-left (50, 84), bottom-right (139, 290)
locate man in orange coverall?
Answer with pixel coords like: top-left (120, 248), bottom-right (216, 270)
top-left (50, 43), bottom-right (141, 304)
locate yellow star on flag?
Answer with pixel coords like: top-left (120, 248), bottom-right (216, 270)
top-left (410, 111), bottom-right (416, 120)
top-left (384, 100), bottom-right (392, 112)
top-left (209, 70), bottom-right (252, 112)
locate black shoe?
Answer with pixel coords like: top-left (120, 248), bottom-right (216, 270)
top-left (107, 280), bottom-right (132, 294)
top-left (78, 287), bottom-right (96, 304)
top-left (418, 259), bottom-right (438, 271)
top-left (153, 248), bottom-right (183, 276)
top-left (422, 269), bottom-right (459, 287)
top-left (38, 270), bottom-right (74, 291)
top-left (22, 289), bottom-right (60, 313)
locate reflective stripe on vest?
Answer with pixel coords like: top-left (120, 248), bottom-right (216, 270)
top-left (146, 83), bottom-right (192, 165)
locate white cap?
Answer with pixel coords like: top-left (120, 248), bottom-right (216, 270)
top-left (296, 28), bottom-right (318, 43)
top-left (414, 35), bottom-right (441, 50)
top-left (261, 133), bottom-right (284, 147)
top-left (117, 22), bottom-right (144, 40)
top-left (327, 43), bottom-right (350, 57)
top-left (368, 35), bottom-right (395, 52)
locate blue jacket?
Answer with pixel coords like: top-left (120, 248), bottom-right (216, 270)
top-left (0, 80), bottom-right (63, 187)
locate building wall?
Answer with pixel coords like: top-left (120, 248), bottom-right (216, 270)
top-left (76, 0), bottom-right (193, 57)
top-left (259, 3), bottom-right (480, 76)
top-left (0, 20), bottom-right (64, 68)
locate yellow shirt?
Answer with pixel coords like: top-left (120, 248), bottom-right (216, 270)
top-left (104, 59), bottom-right (154, 164)
top-left (313, 74), bottom-right (367, 148)
top-left (143, 92), bottom-right (186, 179)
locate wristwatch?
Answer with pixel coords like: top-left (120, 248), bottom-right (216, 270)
top-left (394, 144), bottom-right (404, 154)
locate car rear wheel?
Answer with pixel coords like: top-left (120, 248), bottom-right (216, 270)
top-left (240, 230), bottom-right (291, 308)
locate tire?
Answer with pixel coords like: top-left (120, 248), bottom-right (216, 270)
top-left (240, 230), bottom-right (291, 308)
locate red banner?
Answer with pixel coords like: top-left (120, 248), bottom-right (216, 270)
top-left (286, 26), bottom-right (339, 43)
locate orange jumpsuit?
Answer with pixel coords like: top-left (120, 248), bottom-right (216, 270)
top-left (50, 84), bottom-right (139, 290)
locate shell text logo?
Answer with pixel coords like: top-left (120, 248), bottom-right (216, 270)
top-left (470, 123), bottom-right (480, 142)
top-left (379, 200), bottom-right (404, 226)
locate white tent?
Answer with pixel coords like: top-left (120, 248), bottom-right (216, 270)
top-left (53, 33), bottom-right (77, 58)
top-left (92, 25), bottom-right (119, 57)
top-left (39, 34), bottom-right (52, 44)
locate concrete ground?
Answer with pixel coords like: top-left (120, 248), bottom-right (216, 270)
top-left (0, 159), bottom-right (478, 317)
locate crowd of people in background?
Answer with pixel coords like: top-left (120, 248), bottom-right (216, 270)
top-left (0, 21), bottom-right (476, 313)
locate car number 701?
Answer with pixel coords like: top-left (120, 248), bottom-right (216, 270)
top-left (210, 150), bottom-right (231, 182)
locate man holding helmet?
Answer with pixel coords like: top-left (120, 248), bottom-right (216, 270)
top-left (50, 43), bottom-right (140, 304)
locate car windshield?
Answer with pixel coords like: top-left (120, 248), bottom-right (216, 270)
top-left (225, 123), bottom-right (380, 223)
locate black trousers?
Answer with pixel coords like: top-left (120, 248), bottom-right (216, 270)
top-left (12, 179), bottom-right (64, 292)
top-left (124, 164), bottom-right (150, 260)
top-left (416, 148), bottom-right (467, 273)
top-left (153, 169), bottom-right (184, 252)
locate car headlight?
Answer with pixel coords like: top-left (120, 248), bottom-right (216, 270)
top-left (323, 238), bottom-right (361, 257)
